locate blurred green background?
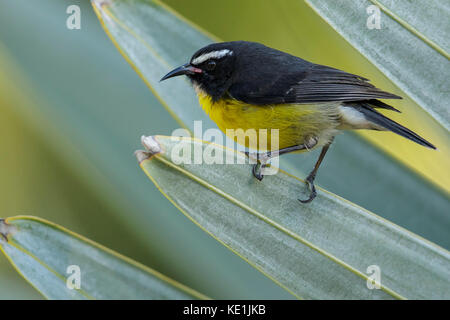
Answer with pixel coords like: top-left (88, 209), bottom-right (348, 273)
top-left (0, 0), bottom-right (448, 299)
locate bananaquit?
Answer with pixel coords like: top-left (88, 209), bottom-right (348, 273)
top-left (161, 41), bottom-right (435, 203)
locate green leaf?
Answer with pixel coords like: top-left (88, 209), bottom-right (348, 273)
top-left (137, 135), bottom-right (450, 299)
top-left (306, 0), bottom-right (450, 131)
top-left (0, 216), bottom-right (207, 300)
top-left (91, 0), bottom-right (450, 250)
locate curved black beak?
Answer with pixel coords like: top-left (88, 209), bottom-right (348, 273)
top-left (160, 63), bottom-right (202, 81)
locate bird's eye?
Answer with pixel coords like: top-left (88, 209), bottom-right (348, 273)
top-left (205, 60), bottom-right (216, 71)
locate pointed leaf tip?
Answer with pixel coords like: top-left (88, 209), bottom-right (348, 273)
top-left (135, 150), bottom-right (151, 163)
top-left (141, 135), bottom-right (162, 155)
top-left (0, 219), bottom-right (15, 242)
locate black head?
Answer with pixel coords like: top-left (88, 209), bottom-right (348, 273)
top-left (161, 41), bottom-right (264, 101)
top-left (160, 41), bottom-right (307, 101)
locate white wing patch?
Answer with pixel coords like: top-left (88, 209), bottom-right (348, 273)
top-left (192, 49), bottom-right (233, 65)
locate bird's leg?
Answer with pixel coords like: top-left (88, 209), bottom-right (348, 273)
top-left (298, 138), bottom-right (334, 204)
top-left (252, 145), bottom-right (304, 181)
top-left (247, 137), bottom-right (319, 181)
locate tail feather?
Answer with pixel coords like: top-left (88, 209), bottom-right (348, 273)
top-left (357, 105), bottom-right (436, 149)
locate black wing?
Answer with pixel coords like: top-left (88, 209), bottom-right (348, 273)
top-left (228, 63), bottom-right (401, 107)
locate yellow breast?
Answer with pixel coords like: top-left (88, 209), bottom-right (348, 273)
top-left (197, 92), bottom-right (337, 151)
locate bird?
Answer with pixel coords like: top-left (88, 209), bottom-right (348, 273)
top-left (160, 41), bottom-right (435, 203)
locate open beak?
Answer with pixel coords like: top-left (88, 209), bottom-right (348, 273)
top-left (160, 63), bottom-right (202, 81)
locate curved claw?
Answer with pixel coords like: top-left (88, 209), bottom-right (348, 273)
top-left (252, 163), bottom-right (264, 181)
top-left (298, 175), bottom-right (317, 203)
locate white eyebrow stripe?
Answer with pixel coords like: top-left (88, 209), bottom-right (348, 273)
top-left (192, 49), bottom-right (232, 65)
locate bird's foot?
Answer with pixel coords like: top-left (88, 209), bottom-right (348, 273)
top-left (298, 172), bottom-right (317, 204)
top-left (245, 151), bottom-right (272, 181)
top-left (252, 162), bottom-right (264, 181)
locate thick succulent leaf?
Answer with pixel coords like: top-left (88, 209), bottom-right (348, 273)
top-left (137, 135), bottom-right (450, 300)
top-left (306, 0), bottom-right (450, 131)
top-left (91, 0), bottom-right (450, 249)
top-left (0, 216), bottom-right (206, 300)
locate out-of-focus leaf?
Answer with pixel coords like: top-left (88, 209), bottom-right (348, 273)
top-left (91, 0), bottom-right (450, 249)
top-left (306, 0), bottom-right (450, 131)
top-left (137, 135), bottom-right (450, 300)
top-left (0, 216), bottom-right (207, 300)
